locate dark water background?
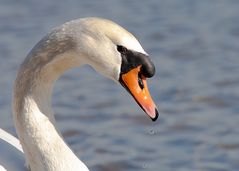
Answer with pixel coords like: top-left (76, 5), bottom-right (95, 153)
top-left (0, 0), bottom-right (239, 170)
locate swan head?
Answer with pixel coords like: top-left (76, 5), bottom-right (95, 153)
top-left (66, 18), bottom-right (158, 121)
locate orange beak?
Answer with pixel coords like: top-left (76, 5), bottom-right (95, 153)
top-left (120, 66), bottom-right (158, 121)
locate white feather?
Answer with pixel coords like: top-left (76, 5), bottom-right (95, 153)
top-left (1, 17), bottom-right (146, 171)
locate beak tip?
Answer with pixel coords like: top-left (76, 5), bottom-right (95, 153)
top-left (150, 108), bottom-right (159, 122)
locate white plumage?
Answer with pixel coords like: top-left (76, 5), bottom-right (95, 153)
top-left (0, 18), bottom-right (149, 171)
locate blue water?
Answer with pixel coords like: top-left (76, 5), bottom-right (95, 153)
top-left (1, 0), bottom-right (239, 170)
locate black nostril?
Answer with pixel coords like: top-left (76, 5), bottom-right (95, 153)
top-left (138, 73), bottom-right (144, 89)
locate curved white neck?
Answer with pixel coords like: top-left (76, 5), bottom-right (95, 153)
top-left (11, 18), bottom-right (132, 171)
top-left (13, 44), bottom-right (89, 171)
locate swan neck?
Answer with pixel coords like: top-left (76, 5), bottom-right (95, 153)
top-left (13, 46), bottom-right (88, 171)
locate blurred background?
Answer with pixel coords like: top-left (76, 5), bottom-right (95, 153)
top-left (0, 0), bottom-right (239, 170)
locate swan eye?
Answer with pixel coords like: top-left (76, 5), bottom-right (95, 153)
top-left (117, 45), bottom-right (127, 54)
top-left (138, 73), bottom-right (144, 89)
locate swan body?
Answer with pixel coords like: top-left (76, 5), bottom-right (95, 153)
top-left (0, 17), bottom-right (158, 171)
top-left (0, 129), bottom-right (25, 171)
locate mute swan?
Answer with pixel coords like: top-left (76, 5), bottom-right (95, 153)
top-left (0, 17), bottom-right (158, 171)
